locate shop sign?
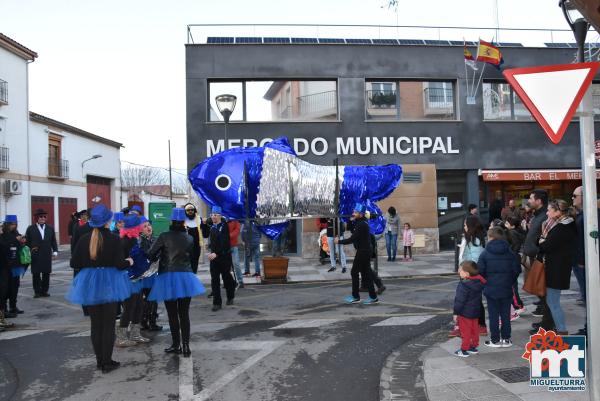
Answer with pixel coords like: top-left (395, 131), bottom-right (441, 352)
top-left (482, 170), bottom-right (600, 182)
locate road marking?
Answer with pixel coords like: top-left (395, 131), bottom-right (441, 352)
top-left (179, 340), bottom-right (285, 401)
top-left (372, 315), bottom-right (435, 326)
top-left (66, 330), bottom-right (91, 338)
top-left (0, 329), bottom-right (49, 340)
top-left (270, 319), bottom-right (339, 330)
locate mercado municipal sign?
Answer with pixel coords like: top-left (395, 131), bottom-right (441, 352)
top-left (206, 136), bottom-right (459, 157)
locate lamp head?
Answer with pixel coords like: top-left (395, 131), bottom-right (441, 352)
top-left (215, 94), bottom-right (237, 123)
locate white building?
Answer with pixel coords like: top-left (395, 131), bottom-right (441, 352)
top-left (0, 33), bottom-right (126, 246)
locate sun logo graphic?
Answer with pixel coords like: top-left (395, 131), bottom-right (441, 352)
top-left (522, 328), bottom-right (586, 392)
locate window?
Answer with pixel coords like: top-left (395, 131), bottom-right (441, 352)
top-left (48, 134), bottom-right (67, 178)
top-left (483, 82), bottom-right (533, 121)
top-left (366, 80), bottom-right (456, 120)
top-left (208, 80), bottom-right (338, 122)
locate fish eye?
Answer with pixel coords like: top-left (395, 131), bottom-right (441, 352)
top-left (215, 174), bottom-right (232, 191)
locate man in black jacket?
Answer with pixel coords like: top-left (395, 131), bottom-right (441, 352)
top-left (184, 203), bottom-right (202, 274)
top-left (336, 204), bottom-right (379, 305)
top-left (25, 209), bottom-right (58, 298)
top-left (207, 206), bottom-right (235, 312)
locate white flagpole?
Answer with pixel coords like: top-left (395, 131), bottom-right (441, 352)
top-left (473, 61), bottom-right (487, 97)
top-left (464, 40), bottom-right (471, 98)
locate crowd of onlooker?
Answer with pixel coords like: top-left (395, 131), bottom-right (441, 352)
top-left (451, 187), bottom-right (586, 357)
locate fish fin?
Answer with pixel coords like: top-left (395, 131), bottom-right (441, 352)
top-left (257, 221), bottom-right (290, 240)
top-left (365, 201), bottom-right (386, 235)
top-left (264, 137), bottom-right (297, 156)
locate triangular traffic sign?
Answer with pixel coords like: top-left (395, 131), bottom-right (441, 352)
top-left (503, 62), bottom-right (600, 144)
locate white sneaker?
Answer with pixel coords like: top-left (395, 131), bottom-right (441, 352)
top-left (501, 339), bottom-right (513, 348)
top-left (484, 340), bottom-right (502, 348)
top-left (510, 313), bottom-right (520, 322)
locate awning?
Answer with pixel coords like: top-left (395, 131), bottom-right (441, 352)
top-left (479, 169), bottom-right (600, 182)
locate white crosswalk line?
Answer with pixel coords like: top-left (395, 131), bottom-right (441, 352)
top-left (270, 319), bottom-right (339, 330)
top-left (66, 330), bottom-right (90, 338)
top-left (371, 315), bottom-right (435, 327)
top-left (0, 329), bottom-right (49, 340)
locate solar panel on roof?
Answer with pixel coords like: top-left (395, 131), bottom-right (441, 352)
top-left (263, 37), bottom-right (291, 44)
top-left (424, 40), bottom-right (450, 45)
top-left (345, 38), bottom-right (372, 44)
top-left (318, 38), bottom-right (345, 44)
top-left (372, 39), bottom-right (398, 45)
top-left (544, 42), bottom-right (570, 48)
top-left (291, 37), bottom-right (319, 44)
top-left (207, 37), bottom-right (234, 44)
top-left (398, 39), bottom-right (425, 45)
top-left (498, 42), bottom-right (523, 47)
top-left (449, 40), bottom-right (476, 46)
top-left (235, 37), bottom-right (262, 44)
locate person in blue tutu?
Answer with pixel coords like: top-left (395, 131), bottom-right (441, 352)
top-left (139, 218), bottom-right (162, 331)
top-left (67, 204), bottom-right (134, 373)
top-left (147, 208), bottom-right (205, 357)
top-left (1, 215), bottom-right (28, 317)
top-left (117, 213), bottom-right (149, 347)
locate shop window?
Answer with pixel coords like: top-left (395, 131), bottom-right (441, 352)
top-left (366, 80), bottom-right (456, 121)
top-left (208, 80), bottom-right (338, 122)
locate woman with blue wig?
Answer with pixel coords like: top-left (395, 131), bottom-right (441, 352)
top-left (147, 207), bottom-right (205, 357)
top-left (67, 204), bottom-right (134, 373)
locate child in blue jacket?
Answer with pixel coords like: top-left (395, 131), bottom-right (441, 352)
top-left (453, 260), bottom-right (486, 357)
top-left (478, 226), bottom-right (521, 348)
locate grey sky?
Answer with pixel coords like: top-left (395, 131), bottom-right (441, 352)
top-left (0, 0), bottom-right (579, 171)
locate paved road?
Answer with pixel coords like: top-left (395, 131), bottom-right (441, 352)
top-left (0, 263), bottom-right (457, 401)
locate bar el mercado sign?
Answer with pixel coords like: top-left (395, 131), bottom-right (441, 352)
top-left (206, 136), bottom-right (459, 157)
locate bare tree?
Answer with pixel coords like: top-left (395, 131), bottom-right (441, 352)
top-left (121, 165), bottom-right (162, 189)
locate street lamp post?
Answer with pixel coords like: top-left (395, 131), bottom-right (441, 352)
top-left (215, 94), bottom-right (237, 150)
top-left (560, 2), bottom-right (600, 400)
top-left (81, 154), bottom-right (102, 169)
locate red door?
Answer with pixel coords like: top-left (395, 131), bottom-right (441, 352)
top-left (31, 196), bottom-right (55, 227)
top-left (87, 176), bottom-right (112, 210)
top-left (58, 197), bottom-right (77, 245)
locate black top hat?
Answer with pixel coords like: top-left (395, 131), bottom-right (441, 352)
top-left (34, 208), bottom-right (48, 216)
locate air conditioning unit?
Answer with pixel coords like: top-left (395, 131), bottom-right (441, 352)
top-left (4, 180), bottom-right (22, 195)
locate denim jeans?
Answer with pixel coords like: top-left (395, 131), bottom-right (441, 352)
top-left (244, 245), bottom-right (261, 274)
top-left (486, 296), bottom-right (512, 342)
top-left (385, 232), bottom-right (398, 259)
top-left (231, 247), bottom-right (243, 284)
top-left (546, 288), bottom-right (566, 332)
top-left (573, 265), bottom-right (586, 302)
top-left (327, 237), bottom-right (347, 268)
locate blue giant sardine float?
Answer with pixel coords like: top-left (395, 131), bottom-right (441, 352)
top-left (188, 137), bottom-right (402, 238)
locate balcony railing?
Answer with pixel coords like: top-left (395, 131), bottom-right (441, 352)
top-left (424, 87), bottom-right (453, 109)
top-left (297, 90), bottom-right (337, 117)
top-left (48, 158), bottom-right (69, 179)
top-left (0, 80), bottom-right (7, 105)
top-left (0, 147), bottom-right (9, 171)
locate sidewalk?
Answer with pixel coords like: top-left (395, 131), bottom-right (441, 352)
top-left (420, 284), bottom-right (588, 401)
top-left (195, 252), bottom-right (456, 284)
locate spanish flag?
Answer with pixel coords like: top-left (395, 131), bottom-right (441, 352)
top-left (464, 45), bottom-right (478, 70)
top-left (476, 39), bottom-right (503, 67)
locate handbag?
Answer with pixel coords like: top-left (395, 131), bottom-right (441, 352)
top-left (523, 259), bottom-right (546, 297)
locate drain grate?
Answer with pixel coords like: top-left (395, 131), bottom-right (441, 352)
top-left (488, 366), bottom-right (531, 383)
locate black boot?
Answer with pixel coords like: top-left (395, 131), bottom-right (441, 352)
top-left (140, 302), bottom-right (150, 330)
top-left (182, 342), bottom-right (191, 357)
top-left (148, 302), bottom-right (163, 331)
top-left (165, 344), bottom-right (182, 354)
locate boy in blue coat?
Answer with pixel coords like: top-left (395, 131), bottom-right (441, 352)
top-left (478, 226), bottom-right (521, 348)
top-left (453, 260), bottom-right (486, 357)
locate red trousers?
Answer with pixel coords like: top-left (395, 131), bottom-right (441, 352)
top-left (458, 316), bottom-right (479, 351)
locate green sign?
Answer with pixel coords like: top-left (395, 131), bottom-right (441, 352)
top-left (148, 202), bottom-right (175, 236)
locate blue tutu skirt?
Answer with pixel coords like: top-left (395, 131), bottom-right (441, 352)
top-left (141, 274), bottom-right (156, 289)
top-left (130, 280), bottom-right (144, 294)
top-left (148, 272), bottom-right (205, 302)
top-left (66, 267), bottom-right (132, 306)
top-left (11, 266), bottom-right (26, 278)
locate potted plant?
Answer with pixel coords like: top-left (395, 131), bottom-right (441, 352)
top-left (263, 226), bottom-right (290, 282)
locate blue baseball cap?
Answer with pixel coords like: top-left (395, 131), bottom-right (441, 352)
top-left (211, 205), bottom-right (223, 215)
top-left (353, 203), bottom-right (366, 214)
top-left (89, 205), bottom-right (113, 228)
top-left (4, 215), bottom-right (17, 224)
top-left (123, 214), bottom-right (142, 229)
top-left (131, 205), bottom-right (143, 215)
top-left (113, 212), bottom-right (125, 222)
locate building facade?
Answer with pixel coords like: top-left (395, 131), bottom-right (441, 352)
top-left (186, 36), bottom-right (600, 256)
top-left (0, 33), bottom-right (125, 245)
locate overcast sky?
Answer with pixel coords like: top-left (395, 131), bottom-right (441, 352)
top-left (0, 0), bottom-right (585, 172)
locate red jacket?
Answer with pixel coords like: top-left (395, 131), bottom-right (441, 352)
top-left (228, 220), bottom-right (241, 247)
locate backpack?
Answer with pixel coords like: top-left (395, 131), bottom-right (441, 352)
top-left (19, 246), bottom-right (31, 265)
